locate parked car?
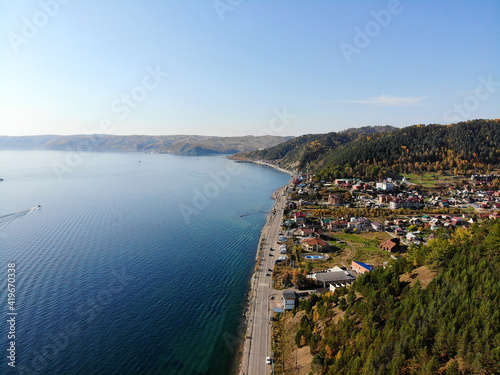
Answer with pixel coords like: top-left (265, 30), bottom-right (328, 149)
top-left (266, 356), bottom-right (272, 365)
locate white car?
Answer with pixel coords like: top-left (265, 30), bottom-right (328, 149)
top-left (266, 356), bottom-right (272, 365)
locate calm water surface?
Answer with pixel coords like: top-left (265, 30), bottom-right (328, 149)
top-left (0, 150), bottom-right (289, 375)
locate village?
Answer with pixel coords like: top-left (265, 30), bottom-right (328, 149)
top-left (271, 171), bottom-right (500, 310)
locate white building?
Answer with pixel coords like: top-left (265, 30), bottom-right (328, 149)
top-left (282, 291), bottom-right (296, 310)
top-left (376, 182), bottom-right (394, 191)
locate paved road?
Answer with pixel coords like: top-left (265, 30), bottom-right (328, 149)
top-left (245, 185), bottom-right (288, 375)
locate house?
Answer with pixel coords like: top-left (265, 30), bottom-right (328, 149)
top-left (380, 238), bottom-right (401, 253)
top-left (294, 212), bottom-right (307, 225)
top-left (352, 183), bottom-right (363, 191)
top-left (328, 194), bottom-right (344, 205)
top-left (490, 212), bottom-right (500, 220)
top-left (311, 266), bottom-right (356, 289)
top-left (301, 238), bottom-right (328, 252)
top-left (298, 227), bottom-right (314, 237)
top-left (378, 194), bottom-right (390, 203)
top-left (409, 217), bottom-right (422, 226)
top-left (329, 220), bottom-right (348, 232)
top-left (320, 218), bottom-right (332, 227)
top-left (313, 227), bottom-right (324, 236)
top-left (371, 221), bottom-right (384, 231)
top-left (452, 217), bottom-right (467, 226)
top-left (406, 232), bottom-right (423, 242)
top-left (347, 217), bottom-right (367, 232)
top-left (389, 197), bottom-right (424, 210)
top-left (440, 200), bottom-right (450, 208)
top-left (395, 218), bottom-right (407, 227)
top-left (282, 291), bottom-right (297, 310)
top-left (296, 216), bottom-right (306, 225)
top-left (376, 182), bottom-right (394, 191)
top-left (471, 174), bottom-right (499, 183)
top-left (352, 261), bottom-right (373, 274)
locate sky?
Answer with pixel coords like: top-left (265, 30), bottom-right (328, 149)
top-left (0, 0), bottom-right (499, 137)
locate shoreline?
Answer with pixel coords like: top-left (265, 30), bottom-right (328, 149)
top-left (235, 179), bottom-right (291, 375)
top-left (232, 158), bottom-right (296, 177)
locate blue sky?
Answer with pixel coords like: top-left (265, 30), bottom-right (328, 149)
top-left (1, 0), bottom-right (499, 137)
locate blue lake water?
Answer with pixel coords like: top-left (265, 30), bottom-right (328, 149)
top-left (0, 150), bottom-right (290, 375)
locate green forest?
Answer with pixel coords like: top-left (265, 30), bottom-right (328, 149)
top-left (231, 126), bottom-right (396, 169)
top-left (292, 219), bottom-right (500, 374)
top-left (317, 119), bottom-right (500, 180)
top-left (231, 119), bottom-right (500, 180)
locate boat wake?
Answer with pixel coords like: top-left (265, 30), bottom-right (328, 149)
top-left (0, 206), bottom-right (41, 228)
top-left (240, 210), bottom-right (267, 217)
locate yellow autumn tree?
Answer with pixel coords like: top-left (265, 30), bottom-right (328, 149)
top-left (300, 335), bottom-right (307, 347)
top-left (325, 345), bottom-right (334, 359)
top-left (313, 310), bottom-right (320, 322)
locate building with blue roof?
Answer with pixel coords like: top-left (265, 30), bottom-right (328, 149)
top-left (352, 261), bottom-right (374, 274)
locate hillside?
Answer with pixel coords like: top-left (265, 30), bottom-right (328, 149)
top-left (289, 220), bottom-right (500, 374)
top-left (230, 120), bottom-right (500, 178)
top-left (229, 126), bottom-right (396, 171)
top-left (318, 119), bottom-right (500, 180)
top-left (0, 134), bottom-right (292, 156)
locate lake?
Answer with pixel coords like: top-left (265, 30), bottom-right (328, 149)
top-left (0, 150), bottom-right (290, 375)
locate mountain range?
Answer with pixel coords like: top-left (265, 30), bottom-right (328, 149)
top-left (0, 134), bottom-right (293, 156)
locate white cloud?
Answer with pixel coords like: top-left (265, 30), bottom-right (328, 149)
top-left (342, 95), bottom-right (428, 107)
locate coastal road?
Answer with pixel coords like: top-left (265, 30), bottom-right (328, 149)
top-left (245, 184), bottom-right (288, 375)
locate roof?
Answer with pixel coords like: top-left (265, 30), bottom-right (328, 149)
top-left (282, 291), bottom-right (296, 300)
top-left (352, 261), bottom-right (374, 271)
top-left (314, 271), bottom-right (356, 284)
top-left (328, 266), bottom-right (344, 272)
top-left (381, 239), bottom-right (399, 250)
top-left (301, 238), bottom-right (328, 246)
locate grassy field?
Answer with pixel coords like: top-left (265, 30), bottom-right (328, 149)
top-left (333, 231), bottom-right (393, 265)
top-left (402, 172), bottom-right (463, 188)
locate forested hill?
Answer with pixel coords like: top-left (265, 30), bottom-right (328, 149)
top-left (293, 219), bottom-right (500, 374)
top-left (230, 120), bottom-right (500, 178)
top-left (229, 125), bottom-right (396, 169)
top-left (318, 119), bottom-right (500, 180)
top-left (0, 134), bottom-right (292, 156)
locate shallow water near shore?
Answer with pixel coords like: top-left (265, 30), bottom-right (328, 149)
top-left (0, 150), bottom-right (289, 375)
